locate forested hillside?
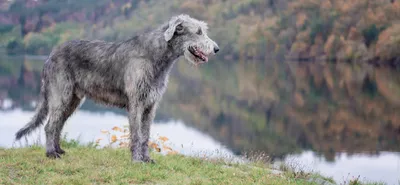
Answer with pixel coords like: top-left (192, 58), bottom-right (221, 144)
top-left (1, 0), bottom-right (400, 65)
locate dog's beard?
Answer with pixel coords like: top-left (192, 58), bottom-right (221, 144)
top-left (182, 41), bottom-right (214, 67)
top-left (183, 47), bottom-right (210, 67)
top-left (183, 50), bottom-right (199, 66)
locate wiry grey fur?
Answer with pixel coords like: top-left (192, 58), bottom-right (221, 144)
top-left (15, 14), bottom-right (219, 162)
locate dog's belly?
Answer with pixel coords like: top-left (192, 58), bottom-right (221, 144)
top-left (75, 85), bottom-right (128, 109)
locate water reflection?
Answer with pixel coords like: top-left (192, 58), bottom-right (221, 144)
top-left (160, 59), bottom-right (400, 160)
top-left (1, 54), bottom-right (400, 183)
top-left (0, 109), bottom-right (234, 159)
top-left (282, 151), bottom-right (400, 184)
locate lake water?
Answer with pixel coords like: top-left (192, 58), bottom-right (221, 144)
top-left (0, 55), bottom-right (399, 184)
top-left (0, 108), bottom-right (235, 158)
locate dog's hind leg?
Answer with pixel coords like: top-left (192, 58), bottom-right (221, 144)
top-left (54, 95), bottom-right (82, 155)
top-left (44, 73), bottom-right (76, 158)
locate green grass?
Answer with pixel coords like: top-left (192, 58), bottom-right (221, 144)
top-left (0, 145), bottom-right (329, 185)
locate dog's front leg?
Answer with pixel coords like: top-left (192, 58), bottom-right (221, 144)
top-left (128, 101), bottom-right (144, 162)
top-left (140, 103), bottom-right (157, 163)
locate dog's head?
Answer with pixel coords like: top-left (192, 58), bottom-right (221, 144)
top-left (164, 14), bottom-right (219, 66)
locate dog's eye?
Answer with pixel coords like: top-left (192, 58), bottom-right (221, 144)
top-left (175, 24), bottom-right (184, 33)
top-left (196, 28), bottom-right (202, 35)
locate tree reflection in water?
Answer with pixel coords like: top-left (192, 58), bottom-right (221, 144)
top-left (1, 55), bottom-right (399, 161)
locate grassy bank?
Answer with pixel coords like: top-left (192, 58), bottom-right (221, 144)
top-left (0, 145), bottom-right (338, 185)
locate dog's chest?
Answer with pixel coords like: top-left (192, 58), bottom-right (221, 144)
top-left (140, 77), bottom-right (168, 105)
top-left (147, 87), bottom-right (164, 105)
top-left (129, 60), bottom-right (173, 105)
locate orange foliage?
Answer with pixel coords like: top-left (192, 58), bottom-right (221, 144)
top-left (112, 126), bottom-right (124, 132)
top-left (97, 126), bottom-right (179, 154)
top-left (158, 136), bottom-right (169, 142)
top-left (111, 135), bottom-right (117, 143)
top-left (296, 12), bottom-right (308, 28)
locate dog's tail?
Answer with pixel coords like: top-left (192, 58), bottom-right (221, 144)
top-left (15, 79), bottom-right (49, 140)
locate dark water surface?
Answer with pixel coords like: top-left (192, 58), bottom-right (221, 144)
top-left (0, 55), bottom-right (399, 184)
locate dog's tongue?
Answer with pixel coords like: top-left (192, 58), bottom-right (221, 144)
top-left (198, 52), bottom-right (208, 62)
top-left (201, 55), bottom-right (208, 62)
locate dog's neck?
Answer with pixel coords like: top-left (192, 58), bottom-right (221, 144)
top-left (124, 25), bottom-right (181, 80)
top-left (129, 25), bottom-right (179, 59)
top-left (126, 25), bottom-right (180, 65)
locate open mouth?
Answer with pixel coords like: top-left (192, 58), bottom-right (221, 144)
top-left (188, 46), bottom-right (208, 63)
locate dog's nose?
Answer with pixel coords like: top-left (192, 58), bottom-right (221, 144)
top-left (214, 47), bottom-right (220, 54)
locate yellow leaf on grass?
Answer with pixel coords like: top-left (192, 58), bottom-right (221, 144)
top-left (148, 141), bottom-right (158, 149)
top-left (111, 135), bottom-right (117, 142)
top-left (162, 146), bottom-right (173, 151)
top-left (112, 126), bottom-right (124, 132)
top-left (158, 136), bottom-right (169, 142)
top-left (148, 141), bottom-right (161, 152)
top-left (167, 150), bottom-right (178, 155)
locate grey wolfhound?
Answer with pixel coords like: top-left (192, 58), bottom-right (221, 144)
top-left (15, 14), bottom-right (219, 162)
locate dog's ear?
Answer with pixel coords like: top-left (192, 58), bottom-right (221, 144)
top-left (164, 16), bottom-right (184, 42)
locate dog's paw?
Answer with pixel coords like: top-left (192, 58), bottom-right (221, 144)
top-left (131, 156), bottom-right (155, 164)
top-left (46, 151), bottom-right (62, 159)
top-left (143, 157), bottom-right (155, 164)
top-left (56, 148), bottom-right (66, 155)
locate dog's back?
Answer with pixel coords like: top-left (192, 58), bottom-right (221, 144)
top-left (47, 40), bottom-right (131, 108)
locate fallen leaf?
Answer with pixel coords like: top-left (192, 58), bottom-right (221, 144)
top-left (162, 146), bottom-right (173, 151)
top-left (167, 151), bottom-right (178, 155)
top-left (112, 126), bottom-right (123, 132)
top-left (158, 136), bottom-right (169, 142)
top-left (148, 141), bottom-right (158, 148)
